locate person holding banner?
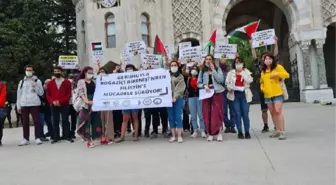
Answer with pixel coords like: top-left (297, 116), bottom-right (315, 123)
top-left (75, 66), bottom-right (103, 148)
top-left (198, 55), bottom-right (225, 142)
top-left (115, 64), bottom-right (141, 143)
top-left (260, 53), bottom-right (289, 140)
top-left (167, 61), bottom-right (186, 143)
top-left (225, 57), bottom-right (253, 139)
top-left (97, 68), bottom-right (114, 144)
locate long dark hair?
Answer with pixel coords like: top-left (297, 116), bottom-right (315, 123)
top-left (200, 54), bottom-right (216, 72)
top-left (76, 66), bottom-right (93, 83)
top-left (261, 54), bottom-right (277, 73)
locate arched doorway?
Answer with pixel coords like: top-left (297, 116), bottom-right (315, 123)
top-left (175, 37), bottom-right (200, 58)
top-left (323, 23), bottom-right (336, 98)
top-left (224, 0), bottom-right (300, 103)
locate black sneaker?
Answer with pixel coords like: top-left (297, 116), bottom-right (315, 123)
top-left (230, 127), bottom-right (237, 133)
top-left (66, 138), bottom-right (74, 143)
top-left (262, 125), bottom-right (269, 133)
top-left (71, 135), bottom-right (76, 139)
top-left (245, 132), bottom-right (251, 139)
top-left (144, 132), bottom-right (150, 138)
top-left (40, 137), bottom-right (50, 142)
top-left (224, 127), bottom-right (231, 133)
top-left (51, 139), bottom-right (60, 144)
top-left (150, 133), bottom-right (158, 139)
top-left (238, 132), bottom-right (244, 139)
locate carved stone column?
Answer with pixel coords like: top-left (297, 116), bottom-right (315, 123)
top-left (299, 40), bottom-right (313, 88)
top-left (315, 39), bottom-right (328, 88)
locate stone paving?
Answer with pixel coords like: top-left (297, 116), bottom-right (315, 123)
top-left (0, 103), bottom-right (335, 185)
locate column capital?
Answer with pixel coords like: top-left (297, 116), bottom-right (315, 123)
top-left (299, 40), bottom-right (311, 50)
top-left (315, 39), bottom-right (325, 49)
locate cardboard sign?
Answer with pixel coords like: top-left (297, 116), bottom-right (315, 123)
top-left (58, 56), bottom-right (78, 69)
top-left (252, 29), bottom-right (276, 48)
top-left (140, 54), bottom-right (162, 69)
top-left (179, 46), bottom-right (202, 67)
top-left (214, 43), bottom-right (237, 59)
top-left (91, 41), bottom-right (104, 63)
top-left (125, 41), bottom-right (147, 56)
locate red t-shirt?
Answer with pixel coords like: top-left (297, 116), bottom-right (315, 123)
top-left (235, 74), bottom-right (244, 87)
top-left (190, 78), bottom-right (198, 90)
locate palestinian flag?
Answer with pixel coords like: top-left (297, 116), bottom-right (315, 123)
top-left (204, 30), bottom-right (217, 55)
top-left (227, 20), bottom-right (260, 41)
top-left (91, 42), bottom-right (103, 51)
top-left (153, 35), bottom-right (167, 55)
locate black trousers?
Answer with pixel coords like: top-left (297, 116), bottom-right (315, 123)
top-left (113, 110), bottom-right (122, 133)
top-left (145, 108), bottom-right (168, 134)
top-left (51, 106), bottom-right (70, 140)
top-left (182, 108), bottom-right (191, 131)
top-left (69, 105), bottom-right (77, 137)
top-left (0, 117), bottom-right (3, 141)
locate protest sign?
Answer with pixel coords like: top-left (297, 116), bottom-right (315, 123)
top-left (140, 54), bottom-right (162, 69)
top-left (58, 56), bottom-right (78, 69)
top-left (214, 43), bottom-right (237, 59)
top-left (179, 46), bottom-right (202, 66)
top-left (252, 29), bottom-right (275, 48)
top-left (91, 41), bottom-right (104, 63)
top-left (125, 41), bottom-right (147, 56)
top-left (92, 68), bottom-right (172, 111)
top-left (165, 45), bottom-right (175, 60)
top-left (178, 42), bottom-right (192, 53)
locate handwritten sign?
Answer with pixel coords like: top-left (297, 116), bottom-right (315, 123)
top-left (252, 29), bottom-right (275, 48)
top-left (91, 41), bottom-right (104, 63)
top-left (165, 45), bottom-right (175, 60)
top-left (140, 54), bottom-right (162, 69)
top-left (92, 68), bottom-right (172, 111)
top-left (58, 56), bottom-right (78, 69)
top-left (125, 41), bottom-right (147, 56)
top-left (179, 46), bottom-right (202, 66)
top-left (214, 43), bottom-right (237, 59)
top-left (178, 42), bottom-right (192, 53)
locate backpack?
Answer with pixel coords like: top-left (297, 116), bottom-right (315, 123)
top-left (20, 78), bottom-right (43, 102)
top-left (72, 80), bottom-right (86, 112)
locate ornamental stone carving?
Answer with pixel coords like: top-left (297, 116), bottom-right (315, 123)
top-left (322, 0), bottom-right (336, 25)
top-left (315, 39), bottom-right (328, 86)
top-left (143, 0), bottom-right (155, 4)
top-left (172, 0), bottom-right (203, 41)
top-left (300, 40), bottom-right (313, 87)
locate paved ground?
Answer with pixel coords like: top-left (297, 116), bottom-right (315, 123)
top-left (0, 103), bottom-right (335, 185)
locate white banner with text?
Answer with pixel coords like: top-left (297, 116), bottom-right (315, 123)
top-left (92, 68), bottom-right (172, 111)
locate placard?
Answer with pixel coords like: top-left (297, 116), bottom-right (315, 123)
top-left (58, 56), bottom-right (78, 69)
top-left (179, 46), bottom-right (202, 66)
top-left (165, 45), bottom-right (175, 60)
top-left (252, 29), bottom-right (275, 48)
top-left (91, 41), bottom-right (104, 63)
top-left (178, 42), bottom-right (192, 53)
top-left (92, 68), bottom-right (172, 111)
top-left (125, 41), bottom-right (147, 56)
top-left (140, 54), bottom-right (162, 69)
top-left (214, 43), bottom-right (237, 59)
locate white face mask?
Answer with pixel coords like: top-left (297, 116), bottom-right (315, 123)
top-left (191, 70), bottom-right (198, 76)
top-left (235, 63), bottom-right (243, 70)
top-left (86, 74), bottom-right (93, 79)
top-left (171, 67), bottom-right (178, 73)
top-left (25, 71), bottom-right (33, 77)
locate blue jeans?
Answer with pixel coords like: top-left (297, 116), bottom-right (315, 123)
top-left (233, 91), bottom-right (250, 133)
top-left (167, 98), bottom-right (184, 129)
top-left (223, 91), bottom-right (235, 128)
top-left (188, 97), bottom-right (205, 131)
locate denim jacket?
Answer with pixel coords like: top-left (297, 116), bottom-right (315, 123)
top-left (197, 67), bottom-right (225, 93)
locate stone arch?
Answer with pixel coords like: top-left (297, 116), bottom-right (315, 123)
top-left (174, 32), bottom-right (202, 45)
top-left (212, 0), bottom-right (306, 37)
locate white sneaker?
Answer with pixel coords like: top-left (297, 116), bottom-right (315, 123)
top-left (207, 135), bottom-right (214, 141)
top-left (36, 138), bottom-right (42, 145)
top-left (177, 137), bottom-right (183, 143)
top-left (201, 131), bottom-right (207, 138)
top-left (18, 139), bottom-right (30, 146)
top-left (169, 137), bottom-right (176, 143)
top-left (190, 132), bottom-right (198, 138)
top-left (217, 134), bottom-right (223, 142)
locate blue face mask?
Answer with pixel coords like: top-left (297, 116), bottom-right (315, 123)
top-left (205, 64), bottom-right (210, 68)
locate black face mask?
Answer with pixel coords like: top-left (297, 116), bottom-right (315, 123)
top-left (54, 73), bottom-right (61, 78)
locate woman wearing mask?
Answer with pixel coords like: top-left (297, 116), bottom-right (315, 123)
top-left (168, 61), bottom-right (186, 143)
top-left (198, 55), bottom-right (225, 142)
top-left (76, 66), bottom-right (103, 148)
top-left (187, 65), bottom-right (206, 138)
top-left (260, 53), bottom-right (289, 140)
top-left (97, 67), bottom-right (114, 144)
top-left (226, 57), bottom-right (253, 139)
top-left (115, 64), bottom-right (140, 143)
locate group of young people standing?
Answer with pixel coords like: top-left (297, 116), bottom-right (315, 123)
top-left (0, 37), bottom-right (290, 148)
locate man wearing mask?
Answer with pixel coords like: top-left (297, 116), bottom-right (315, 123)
top-left (17, 65), bottom-right (44, 146)
top-left (46, 66), bottom-right (73, 144)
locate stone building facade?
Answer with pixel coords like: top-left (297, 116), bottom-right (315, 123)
top-left (72, 0), bottom-right (336, 102)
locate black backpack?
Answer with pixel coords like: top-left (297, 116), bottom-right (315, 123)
top-left (19, 78), bottom-right (43, 101)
